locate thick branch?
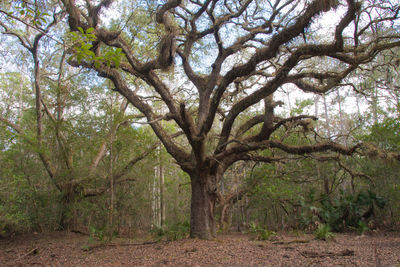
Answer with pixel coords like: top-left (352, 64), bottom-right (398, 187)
top-left (217, 140), bottom-right (361, 161)
top-left (203, 0), bottom-right (346, 135)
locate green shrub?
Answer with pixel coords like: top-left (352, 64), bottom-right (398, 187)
top-left (151, 220), bottom-right (190, 241)
top-left (150, 224), bottom-right (165, 237)
top-left (300, 189), bottom-right (386, 232)
top-left (314, 224), bottom-right (334, 241)
top-left (248, 222), bottom-right (277, 241)
top-left (165, 221), bottom-right (190, 240)
top-left (89, 225), bottom-right (106, 241)
top-left (356, 221), bottom-right (369, 235)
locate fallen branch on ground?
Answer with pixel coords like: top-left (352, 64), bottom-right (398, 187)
top-left (299, 249), bottom-right (354, 258)
top-left (272, 239), bottom-right (311, 245)
top-left (81, 240), bottom-right (160, 251)
top-left (16, 248), bottom-right (38, 261)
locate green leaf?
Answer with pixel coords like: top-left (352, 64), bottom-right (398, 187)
top-left (78, 27), bottom-right (84, 34)
top-left (86, 50), bottom-right (95, 58)
top-left (112, 57), bottom-right (120, 68)
top-left (77, 54), bottom-right (83, 63)
top-left (86, 27), bottom-right (95, 34)
top-left (87, 34), bottom-right (97, 41)
top-left (82, 43), bottom-right (93, 50)
top-left (69, 31), bottom-right (78, 38)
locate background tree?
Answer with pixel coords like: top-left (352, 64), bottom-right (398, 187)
top-left (0, 0), bottom-right (161, 234)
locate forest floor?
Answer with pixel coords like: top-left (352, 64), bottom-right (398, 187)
top-left (1, 230), bottom-right (400, 266)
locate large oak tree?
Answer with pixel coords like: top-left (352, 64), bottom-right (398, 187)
top-left (59, 0), bottom-right (400, 238)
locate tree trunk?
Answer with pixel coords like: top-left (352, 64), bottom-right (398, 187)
top-left (190, 171), bottom-right (216, 239)
top-left (159, 148), bottom-right (165, 227)
top-left (220, 202), bottom-right (232, 232)
top-left (322, 95), bottom-right (331, 194)
top-left (59, 192), bottom-right (74, 231)
top-left (108, 133), bottom-right (114, 240)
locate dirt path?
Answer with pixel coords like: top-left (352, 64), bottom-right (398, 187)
top-left (1, 231), bottom-right (399, 266)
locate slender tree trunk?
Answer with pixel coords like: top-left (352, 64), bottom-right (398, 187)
top-left (220, 202), bottom-right (232, 232)
top-left (159, 148), bottom-right (165, 227)
top-left (220, 203), bottom-right (228, 230)
top-left (321, 95), bottom-right (331, 194)
top-left (336, 90), bottom-right (344, 134)
top-left (33, 53), bottom-right (43, 144)
top-left (322, 95), bottom-right (331, 137)
top-left (152, 166), bottom-right (159, 226)
top-left (108, 135), bottom-right (114, 240)
top-left (372, 84), bottom-right (378, 125)
top-left (190, 171), bottom-right (216, 239)
top-left (107, 96), bottom-right (116, 240)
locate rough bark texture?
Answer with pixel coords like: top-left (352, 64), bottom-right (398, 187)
top-left (190, 171), bottom-right (216, 239)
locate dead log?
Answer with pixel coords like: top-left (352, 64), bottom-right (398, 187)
top-left (299, 249), bottom-right (354, 258)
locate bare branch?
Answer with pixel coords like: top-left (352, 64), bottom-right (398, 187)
top-left (0, 116), bottom-right (22, 134)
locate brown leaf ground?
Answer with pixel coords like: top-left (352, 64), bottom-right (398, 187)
top-left (1, 231), bottom-right (399, 266)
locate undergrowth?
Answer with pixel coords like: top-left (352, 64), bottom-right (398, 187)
top-left (248, 222), bottom-right (277, 241)
top-left (151, 221), bottom-right (190, 241)
top-left (314, 224), bottom-right (334, 241)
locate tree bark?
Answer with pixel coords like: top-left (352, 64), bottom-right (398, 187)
top-left (59, 190), bottom-right (75, 230)
top-left (220, 203), bottom-right (232, 232)
top-left (190, 171), bottom-right (217, 239)
top-left (108, 127), bottom-right (114, 240)
top-left (159, 161), bottom-right (165, 227)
